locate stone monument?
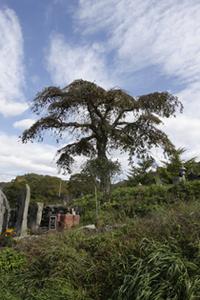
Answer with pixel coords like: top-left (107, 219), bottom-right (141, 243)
top-left (16, 184), bottom-right (31, 236)
top-left (0, 189), bottom-right (10, 234)
top-left (29, 202), bottom-right (44, 232)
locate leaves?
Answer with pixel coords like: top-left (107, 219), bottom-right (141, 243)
top-left (21, 80), bottom-right (182, 169)
top-left (21, 79), bottom-right (183, 195)
top-left (117, 240), bottom-right (199, 300)
top-left (0, 248), bottom-right (26, 272)
top-left (3, 173), bottom-right (69, 206)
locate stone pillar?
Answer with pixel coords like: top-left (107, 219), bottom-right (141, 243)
top-left (28, 202), bottom-right (43, 233)
top-left (16, 184), bottom-right (30, 236)
top-left (35, 202), bottom-right (44, 231)
top-left (0, 190), bottom-right (10, 234)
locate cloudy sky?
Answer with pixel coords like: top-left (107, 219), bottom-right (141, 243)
top-left (0, 0), bottom-right (200, 181)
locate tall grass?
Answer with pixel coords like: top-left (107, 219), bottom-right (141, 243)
top-left (0, 198), bottom-right (200, 299)
top-left (117, 239), bottom-right (200, 300)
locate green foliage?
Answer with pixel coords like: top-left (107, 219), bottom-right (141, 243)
top-left (68, 159), bottom-right (121, 201)
top-left (158, 147), bottom-right (200, 184)
top-left (127, 148), bottom-right (200, 186)
top-left (21, 79), bottom-right (182, 195)
top-left (2, 179), bottom-right (200, 299)
top-left (108, 181), bottom-right (200, 218)
top-left (118, 239), bottom-right (199, 300)
top-left (83, 158), bottom-right (121, 183)
top-left (70, 181), bottom-right (200, 226)
top-left (0, 248), bottom-right (26, 272)
top-left (3, 173), bottom-right (68, 207)
top-left (127, 157), bottom-right (157, 186)
top-left (9, 232), bottom-right (93, 300)
top-left (159, 147), bottom-right (186, 183)
top-left (1, 202), bottom-right (200, 300)
top-left (72, 194), bottom-right (97, 224)
top-left (68, 173), bottom-right (94, 199)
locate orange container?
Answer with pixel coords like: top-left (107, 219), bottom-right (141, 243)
top-left (57, 213), bottom-right (80, 230)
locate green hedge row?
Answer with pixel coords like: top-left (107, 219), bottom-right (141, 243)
top-left (112, 180), bottom-right (200, 203)
top-left (73, 181), bottom-right (200, 224)
top-left (109, 181), bottom-right (200, 219)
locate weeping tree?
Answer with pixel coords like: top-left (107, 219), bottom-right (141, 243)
top-left (21, 79), bottom-right (183, 196)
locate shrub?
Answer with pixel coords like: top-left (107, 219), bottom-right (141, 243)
top-left (0, 248), bottom-right (26, 272)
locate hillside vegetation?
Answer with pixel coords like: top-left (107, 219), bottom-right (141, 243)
top-left (3, 173), bottom-right (68, 207)
top-left (0, 181), bottom-right (200, 299)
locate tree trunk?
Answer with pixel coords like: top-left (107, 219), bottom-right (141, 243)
top-left (100, 172), bottom-right (111, 201)
top-left (97, 140), bottom-right (111, 200)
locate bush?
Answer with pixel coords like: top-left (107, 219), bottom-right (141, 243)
top-left (71, 181), bottom-right (200, 226)
top-left (1, 201), bottom-right (198, 300)
top-left (0, 248), bottom-right (26, 272)
top-left (1, 183), bottom-right (200, 299)
top-left (0, 248), bottom-right (27, 300)
top-left (108, 181), bottom-right (200, 219)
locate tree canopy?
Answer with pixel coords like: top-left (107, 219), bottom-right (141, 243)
top-left (21, 79), bottom-right (183, 195)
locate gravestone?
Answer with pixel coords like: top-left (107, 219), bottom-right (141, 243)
top-left (35, 202), bottom-right (44, 231)
top-left (49, 215), bottom-right (57, 230)
top-left (0, 190), bottom-right (10, 233)
top-left (28, 202), bottom-right (44, 233)
top-left (16, 184), bottom-right (30, 236)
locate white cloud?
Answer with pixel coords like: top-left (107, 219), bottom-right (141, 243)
top-left (161, 115), bottom-right (200, 160)
top-left (176, 83), bottom-right (200, 117)
top-left (0, 8), bottom-right (28, 116)
top-left (48, 0), bottom-right (200, 90)
top-left (13, 119), bottom-right (35, 130)
top-left (75, 0), bottom-right (200, 159)
top-left (43, 0), bottom-right (200, 177)
top-left (47, 34), bottom-right (116, 88)
top-left (0, 131), bottom-right (95, 182)
top-left (76, 0), bottom-right (200, 84)
top-left (0, 132), bottom-right (65, 182)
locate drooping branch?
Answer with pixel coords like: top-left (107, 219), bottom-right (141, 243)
top-left (56, 134), bottom-right (96, 172)
top-left (32, 87), bottom-right (65, 113)
top-left (138, 92), bottom-right (183, 117)
top-left (121, 113), bottom-right (163, 128)
top-left (107, 89), bottom-right (138, 126)
top-left (21, 116), bottom-right (92, 143)
top-left (110, 113), bottom-right (174, 159)
top-left (21, 79), bottom-right (183, 196)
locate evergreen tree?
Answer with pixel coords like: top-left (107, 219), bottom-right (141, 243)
top-left (21, 79), bottom-right (183, 196)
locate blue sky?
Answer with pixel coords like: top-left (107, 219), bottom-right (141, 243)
top-left (0, 0), bottom-right (200, 181)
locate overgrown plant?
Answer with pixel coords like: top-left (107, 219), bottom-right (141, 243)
top-left (117, 239), bottom-right (200, 300)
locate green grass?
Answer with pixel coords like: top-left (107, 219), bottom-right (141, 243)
top-left (1, 182), bottom-right (200, 299)
top-left (0, 199), bottom-right (199, 299)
